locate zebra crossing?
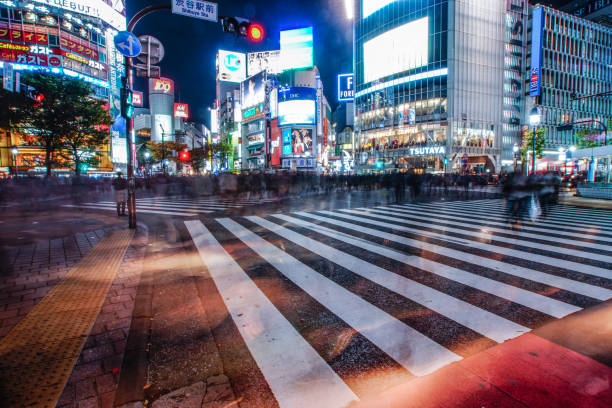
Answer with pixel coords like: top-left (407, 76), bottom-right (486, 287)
top-left (63, 196), bottom-right (280, 216)
top-left (185, 198), bottom-right (612, 407)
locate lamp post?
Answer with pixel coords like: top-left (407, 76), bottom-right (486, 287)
top-left (144, 151), bottom-right (151, 177)
top-left (159, 123), bottom-right (166, 175)
top-left (10, 146), bottom-right (18, 177)
top-left (529, 106), bottom-right (542, 175)
top-left (513, 143), bottom-right (519, 173)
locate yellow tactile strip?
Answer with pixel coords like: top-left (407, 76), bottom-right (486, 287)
top-left (0, 229), bottom-right (134, 407)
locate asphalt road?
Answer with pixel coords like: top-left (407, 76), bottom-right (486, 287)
top-left (75, 190), bottom-right (612, 407)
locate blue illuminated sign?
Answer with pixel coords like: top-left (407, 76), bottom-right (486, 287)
top-left (277, 87), bottom-right (316, 126)
top-left (282, 128), bottom-right (292, 155)
top-left (114, 31), bottom-right (142, 58)
top-left (530, 7), bottom-right (544, 97)
top-left (0, 62), bottom-right (109, 88)
top-left (338, 73), bottom-right (354, 101)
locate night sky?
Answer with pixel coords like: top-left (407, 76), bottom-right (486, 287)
top-left (127, 0), bottom-right (352, 125)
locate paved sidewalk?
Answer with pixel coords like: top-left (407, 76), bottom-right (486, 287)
top-left (561, 195), bottom-right (612, 210)
top-left (351, 332), bottom-right (612, 408)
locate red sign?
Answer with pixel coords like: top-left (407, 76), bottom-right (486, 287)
top-left (174, 103), bottom-right (189, 119)
top-left (59, 36), bottom-right (98, 60)
top-left (152, 78), bottom-right (173, 93)
top-left (0, 28), bottom-right (48, 44)
top-left (270, 119), bottom-right (281, 166)
top-left (133, 91), bottom-right (144, 107)
top-left (0, 49), bottom-right (61, 67)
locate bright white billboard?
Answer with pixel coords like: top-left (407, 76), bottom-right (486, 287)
top-left (278, 100), bottom-right (315, 126)
top-left (247, 50), bottom-right (282, 77)
top-left (363, 17), bottom-right (428, 83)
top-left (362, 0), bottom-right (396, 18)
top-left (217, 50), bottom-right (246, 83)
top-left (280, 27), bottom-right (313, 70)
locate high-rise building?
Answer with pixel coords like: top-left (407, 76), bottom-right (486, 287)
top-left (0, 0), bottom-right (127, 174)
top-left (561, 0), bottom-right (612, 26)
top-left (526, 4), bottom-right (611, 171)
top-left (354, 0), bottom-right (528, 174)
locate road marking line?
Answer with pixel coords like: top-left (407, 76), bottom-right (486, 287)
top-left (63, 204), bottom-right (199, 217)
top-left (184, 220), bottom-right (358, 408)
top-left (217, 217), bottom-right (462, 376)
top-left (339, 209), bottom-right (612, 279)
top-left (271, 214), bottom-right (581, 319)
top-left (393, 204), bottom-right (612, 242)
top-left (371, 207), bottom-right (612, 254)
top-left (247, 216), bottom-right (529, 342)
top-left (296, 211), bottom-right (612, 301)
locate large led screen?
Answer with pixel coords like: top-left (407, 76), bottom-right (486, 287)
top-left (362, 0), bottom-right (396, 18)
top-left (363, 17), bottom-right (429, 83)
top-left (278, 87), bottom-right (316, 126)
top-left (290, 128), bottom-right (313, 155)
top-left (280, 27), bottom-right (313, 70)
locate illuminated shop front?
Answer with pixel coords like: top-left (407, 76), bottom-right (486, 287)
top-left (0, 0), bottom-right (126, 175)
top-left (354, 0), bottom-right (524, 173)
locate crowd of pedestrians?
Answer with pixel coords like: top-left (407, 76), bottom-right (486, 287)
top-left (501, 172), bottom-right (561, 224)
top-left (0, 171), bottom-right (501, 209)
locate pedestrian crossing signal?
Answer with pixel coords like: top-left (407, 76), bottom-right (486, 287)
top-left (120, 88), bottom-right (134, 119)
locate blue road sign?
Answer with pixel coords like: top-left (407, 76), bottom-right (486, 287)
top-left (114, 31), bottom-right (142, 58)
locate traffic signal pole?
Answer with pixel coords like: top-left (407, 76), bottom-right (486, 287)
top-left (123, 4), bottom-right (171, 229)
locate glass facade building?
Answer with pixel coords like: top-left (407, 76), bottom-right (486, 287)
top-left (354, 0), bottom-right (524, 173)
top-left (527, 5), bottom-right (611, 152)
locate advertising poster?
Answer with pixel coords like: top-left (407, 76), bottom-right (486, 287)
top-left (290, 128), bottom-right (313, 155)
top-left (241, 71), bottom-right (265, 110)
top-left (270, 119), bottom-right (281, 166)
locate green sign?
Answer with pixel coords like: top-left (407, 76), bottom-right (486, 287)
top-left (243, 103), bottom-right (264, 120)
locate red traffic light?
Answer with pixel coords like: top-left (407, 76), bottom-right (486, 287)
top-left (35, 93), bottom-right (44, 103)
top-left (248, 23), bottom-right (264, 42)
top-left (180, 151), bottom-right (189, 161)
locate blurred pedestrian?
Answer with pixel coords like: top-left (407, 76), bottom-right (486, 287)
top-left (112, 172), bottom-right (128, 216)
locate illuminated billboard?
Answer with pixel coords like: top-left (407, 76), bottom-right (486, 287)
top-left (174, 103), bottom-right (189, 119)
top-left (149, 77), bottom-right (174, 95)
top-left (218, 50), bottom-right (246, 83)
top-left (530, 7), bottom-right (544, 97)
top-left (241, 71), bottom-right (265, 110)
top-left (133, 91), bottom-right (144, 107)
top-left (362, 0), bottom-right (396, 18)
top-left (247, 50), bottom-right (282, 77)
top-left (289, 128), bottom-right (313, 155)
top-left (363, 17), bottom-right (428, 83)
top-left (32, 0), bottom-right (127, 30)
top-left (280, 27), bottom-right (313, 70)
top-left (277, 87), bottom-right (316, 126)
top-left (337, 73), bottom-right (354, 101)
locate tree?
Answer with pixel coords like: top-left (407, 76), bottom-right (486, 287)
top-left (58, 95), bottom-right (112, 176)
top-left (187, 147), bottom-right (208, 174)
top-left (520, 128), bottom-right (546, 166)
top-left (213, 142), bottom-right (234, 167)
top-left (144, 141), bottom-right (188, 171)
top-left (6, 73), bottom-right (113, 176)
top-left (575, 120), bottom-right (611, 148)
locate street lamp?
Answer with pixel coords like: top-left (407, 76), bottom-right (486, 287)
top-left (529, 106), bottom-right (542, 175)
top-left (10, 146), bottom-right (18, 177)
top-left (513, 143), bottom-right (519, 173)
top-left (144, 151), bottom-right (151, 177)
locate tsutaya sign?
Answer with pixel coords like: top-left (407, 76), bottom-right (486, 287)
top-left (408, 146), bottom-right (446, 156)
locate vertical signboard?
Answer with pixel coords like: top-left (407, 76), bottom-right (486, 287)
top-left (530, 7), bottom-right (544, 97)
top-left (270, 119), bottom-right (281, 166)
top-left (3, 62), bottom-right (13, 91)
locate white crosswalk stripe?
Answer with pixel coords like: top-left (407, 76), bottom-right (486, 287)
top-left (182, 199), bottom-right (611, 407)
top-left (63, 196), bottom-right (279, 217)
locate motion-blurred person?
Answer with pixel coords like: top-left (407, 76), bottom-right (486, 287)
top-left (112, 172), bottom-right (128, 216)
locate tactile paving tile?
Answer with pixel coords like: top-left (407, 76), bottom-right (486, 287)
top-left (0, 229), bottom-right (134, 407)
